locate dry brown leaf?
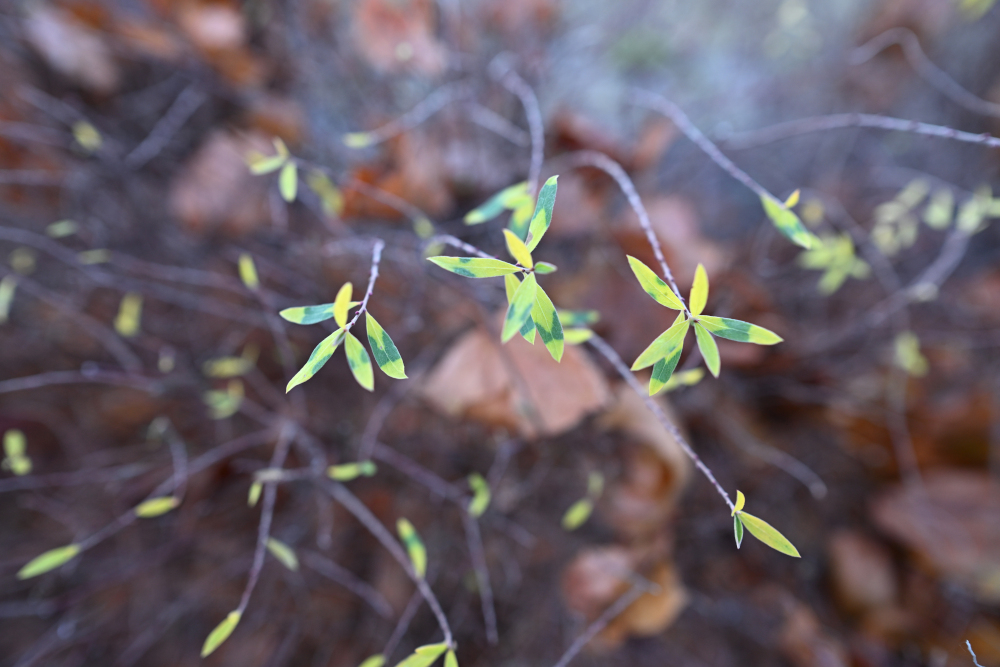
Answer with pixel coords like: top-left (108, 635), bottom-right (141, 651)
top-left (352, 0), bottom-right (447, 76)
top-left (827, 530), bottom-right (898, 615)
top-left (871, 470), bottom-right (1000, 603)
top-left (24, 6), bottom-right (120, 94)
top-left (779, 602), bottom-right (851, 667)
top-left (601, 561), bottom-right (687, 644)
top-left (419, 324), bottom-right (610, 438)
top-left (169, 130), bottom-right (272, 237)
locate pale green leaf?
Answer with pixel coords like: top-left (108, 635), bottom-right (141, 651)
top-left (697, 316), bottom-right (782, 345)
top-left (397, 518), bottom-right (427, 578)
top-left (563, 328), bottom-right (593, 345)
top-left (306, 170), bottom-right (344, 217)
top-left (467, 472), bottom-right (491, 518)
top-left (734, 515), bottom-right (744, 548)
top-left (465, 181), bottom-right (529, 224)
top-left (201, 610), bottom-right (241, 657)
top-left (114, 292), bottom-right (143, 338)
top-left (632, 314), bottom-right (689, 371)
top-left (359, 655), bottom-right (386, 667)
top-left (279, 162), bottom-right (298, 202)
top-left (333, 283), bottom-right (354, 328)
top-left (286, 329), bottom-right (345, 392)
top-left (344, 132), bottom-right (374, 149)
top-left (238, 253), bottom-right (260, 290)
top-left (248, 481), bottom-right (262, 507)
top-left (561, 499), bottom-right (593, 531)
top-left (266, 537), bottom-right (299, 571)
top-left (689, 264), bottom-right (709, 316)
top-left (17, 544), bottom-right (80, 580)
top-left (445, 650), bottom-right (458, 667)
top-left (736, 511), bottom-right (800, 557)
top-left (46, 219), bottom-right (78, 238)
top-left (534, 261), bottom-right (557, 274)
top-left (0, 275), bottom-right (16, 323)
top-left (694, 322), bottom-right (720, 377)
top-left (327, 461), bottom-right (377, 481)
top-left (366, 313), bottom-right (406, 379)
top-left (894, 331), bottom-right (928, 377)
top-left (249, 153), bottom-right (286, 175)
top-left (503, 229), bottom-right (533, 269)
top-left (72, 121), bottom-right (102, 152)
top-left (760, 194), bottom-right (818, 249)
top-left (344, 332), bottom-right (375, 391)
top-left (427, 256), bottom-right (521, 278)
top-left (4, 429), bottom-right (26, 458)
top-left (414, 643), bottom-right (449, 657)
top-left (134, 496), bottom-right (179, 518)
top-left (531, 285), bottom-right (564, 362)
top-left (525, 175), bottom-right (559, 251)
top-left (923, 189), bottom-right (954, 230)
top-left (659, 367), bottom-right (704, 393)
top-left (509, 198), bottom-right (534, 240)
top-left (626, 256), bottom-right (685, 310)
top-left (502, 272), bottom-right (537, 342)
top-left (204, 380), bottom-right (244, 419)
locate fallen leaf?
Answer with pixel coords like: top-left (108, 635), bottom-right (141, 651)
top-left (601, 561), bottom-right (687, 643)
top-left (24, 6), bottom-right (120, 94)
top-left (827, 530), bottom-right (898, 615)
top-left (352, 0), bottom-right (447, 75)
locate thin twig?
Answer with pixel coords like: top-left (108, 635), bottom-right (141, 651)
top-left (550, 584), bottom-right (646, 667)
top-left (345, 83), bottom-right (470, 147)
top-left (462, 512), bottom-right (499, 644)
top-left (426, 235), bottom-right (499, 260)
top-left (852, 28), bottom-right (1000, 118)
top-left (587, 333), bottom-right (734, 511)
top-left (491, 60), bottom-right (545, 196)
top-left (0, 369), bottom-right (157, 396)
top-left (344, 239), bottom-right (385, 332)
top-left (0, 170), bottom-right (63, 186)
top-left (125, 84), bottom-right (207, 168)
top-left (466, 102), bottom-right (531, 146)
top-left (384, 589), bottom-right (424, 659)
top-left (300, 551), bottom-right (394, 619)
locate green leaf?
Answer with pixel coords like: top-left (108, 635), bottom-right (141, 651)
top-left (359, 655), bottom-right (386, 667)
top-left (531, 285), bottom-right (564, 362)
top-left (733, 490), bottom-right (745, 514)
top-left (327, 460), bottom-right (377, 481)
top-left (280, 303), bottom-right (337, 325)
top-left (204, 380), bottom-right (244, 419)
top-left (503, 229), bottom-right (533, 269)
top-left (626, 256), bottom-right (684, 310)
top-left (279, 162), bottom-right (298, 202)
top-left (445, 650), bottom-right (458, 667)
top-left (46, 219), bottom-right (78, 238)
top-left (632, 314), bottom-right (689, 371)
top-left (344, 332), bottom-right (375, 391)
top-left (525, 175), bottom-right (559, 251)
top-left (286, 329), bottom-right (346, 392)
top-left (248, 481), bottom-right (262, 507)
top-left (649, 343), bottom-right (685, 396)
top-left (659, 368), bottom-right (704, 393)
top-left (17, 544), bottom-right (81, 579)
top-left (734, 515), bottom-right (744, 549)
top-left (760, 194), bottom-right (818, 249)
top-left (465, 181), bottom-right (529, 224)
top-left (344, 132), bottom-right (374, 149)
top-left (694, 322), bottom-right (720, 377)
top-left (508, 198), bottom-right (534, 240)
top-left (114, 292), bottom-right (143, 338)
top-left (427, 256), bottom-right (521, 278)
top-left (395, 645), bottom-right (449, 667)
top-left (396, 518), bottom-right (427, 578)
top-left (736, 511), bottom-right (800, 558)
top-left (134, 496), bottom-right (180, 518)
top-left (366, 313), bottom-right (406, 379)
top-left (333, 282), bottom-right (354, 328)
top-left (249, 153), bottom-right (286, 175)
top-left (689, 264), bottom-right (709, 316)
top-left (894, 331), bottom-right (929, 377)
top-left (238, 253), bottom-right (260, 291)
top-left (306, 170), bottom-right (344, 217)
top-left (563, 328), bottom-right (593, 345)
top-left (561, 498), bottom-right (593, 531)
top-left (467, 472), bottom-right (491, 518)
top-left (557, 310), bottom-right (600, 327)
top-left (203, 356), bottom-right (254, 378)
top-left (923, 189), bottom-right (954, 230)
top-left (502, 273), bottom-right (537, 342)
top-left (4, 429), bottom-right (26, 458)
top-left (505, 274), bottom-right (537, 343)
top-left (534, 261), bottom-right (557, 274)
top-left (697, 316), bottom-right (782, 345)
top-left (201, 610), bottom-right (241, 657)
top-left (266, 537), bottom-right (299, 571)
top-left (78, 249), bottom-right (111, 264)
top-left (414, 643), bottom-right (449, 658)
top-left (72, 120), bottom-right (102, 152)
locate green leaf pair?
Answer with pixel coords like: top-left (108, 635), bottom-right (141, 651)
top-left (281, 283), bottom-right (406, 392)
top-left (561, 472), bottom-right (604, 531)
top-left (247, 137), bottom-right (298, 202)
top-left (731, 490), bottom-right (800, 558)
top-left (628, 258), bottom-right (783, 394)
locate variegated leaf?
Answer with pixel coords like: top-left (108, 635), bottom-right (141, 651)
top-left (280, 303), bottom-right (335, 325)
top-left (427, 256), bottom-right (521, 278)
top-left (505, 274), bottom-right (537, 342)
top-left (761, 194), bottom-right (818, 249)
top-left (366, 313), bottom-right (406, 379)
top-left (736, 511), bottom-right (801, 558)
top-left (502, 273), bottom-right (537, 342)
top-left (503, 229), bottom-right (533, 269)
top-left (626, 256), bottom-right (685, 310)
top-left (525, 175), bottom-right (559, 251)
top-left (697, 316), bottom-right (782, 345)
top-left (531, 284), bottom-right (564, 361)
top-left (286, 329), bottom-right (345, 392)
top-left (344, 332), bottom-right (374, 391)
top-left (693, 322), bottom-right (720, 377)
top-left (465, 181), bottom-right (529, 224)
top-left (632, 314), bottom-right (689, 371)
top-left (649, 343), bottom-right (685, 396)
top-left (396, 518), bottom-right (427, 578)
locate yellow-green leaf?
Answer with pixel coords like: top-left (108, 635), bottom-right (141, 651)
top-left (359, 655), bottom-right (386, 667)
top-left (659, 367), bottom-right (704, 393)
top-left (465, 181), bottom-right (529, 225)
top-left (248, 153), bottom-right (287, 175)
top-left (344, 132), bottom-right (374, 149)
top-left (697, 316), bottom-right (782, 345)
top-left (238, 253), bottom-right (260, 290)
top-left (503, 229), bottom-right (533, 269)
top-left (467, 472), bottom-right (491, 518)
top-left (733, 490), bottom-right (745, 515)
top-left (534, 261), bottom-right (557, 274)
top-left (201, 610), bottom-right (241, 657)
top-left (280, 303), bottom-right (337, 325)
top-left (279, 162), bottom-right (298, 202)
top-left (427, 257), bottom-right (521, 278)
top-left (306, 170), bottom-right (344, 217)
top-left (632, 314), bottom-right (689, 371)
top-left (366, 313), bottom-right (406, 379)
top-left (4, 429), bottom-right (26, 458)
top-left (760, 194), bottom-right (818, 249)
top-left (344, 332), bottom-right (374, 391)
top-left (784, 189), bottom-right (800, 208)
top-left (734, 515), bottom-right (744, 548)
top-left (505, 274), bottom-right (537, 343)
top-left (689, 264), bottom-right (709, 316)
top-left (694, 322), bottom-right (720, 377)
top-left (558, 310), bottom-right (600, 327)
top-left (502, 272), bottom-right (537, 342)
top-left (397, 518), bottom-right (427, 578)
top-left (17, 544), bottom-right (81, 580)
top-left (203, 356), bottom-right (254, 378)
top-left (445, 649), bottom-right (458, 667)
top-left (525, 175), bottom-right (559, 251)
top-left (923, 189), bottom-right (954, 230)
top-left (626, 256), bottom-right (685, 310)
top-left (286, 329), bottom-right (345, 392)
top-left (114, 292), bottom-right (143, 338)
top-left (736, 511), bottom-right (800, 558)
top-left (266, 537), bottom-right (299, 571)
top-left (414, 643), bottom-right (449, 658)
top-left (563, 328), bottom-right (593, 345)
top-left (134, 496), bottom-right (179, 518)
top-left (0, 275), bottom-right (16, 323)
top-left (531, 285), bottom-right (564, 362)
top-left (327, 460), bottom-right (377, 481)
top-left (46, 219), bottom-right (78, 238)
top-left (649, 341), bottom-right (685, 396)
top-left (333, 283), bottom-right (354, 328)
top-left (72, 121), bottom-right (102, 152)
top-left (561, 498), bottom-right (593, 531)
top-left (248, 481), bottom-right (262, 507)
top-left (894, 331), bottom-right (928, 377)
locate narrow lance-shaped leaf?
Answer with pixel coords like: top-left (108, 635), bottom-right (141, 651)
top-left (266, 537), bottom-right (299, 571)
top-left (445, 650), bottom-right (458, 667)
top-left (531, 284), bottom-right (564, 362)
top-left (649, 340), bottom-right (686, 396)
top-left (563, 328), bottom-right (593, 344)
top-left (689, 264), bottom-right (709, 316)
top-left (134, 496), bottom-right (180, 518)
top-left (525, 175), bottom-right (559, 251)
top-left (359, 655), bottom-right (386, 667)
top-left (761, 194), bottom-right (818, 249)
top-left (286, 329), bottom-right (345, 392)
top-left (414, 643), bottom-right (449, 657)
top-left (248, 481), bottom-right (262, 507)
top-left (114, 292), bottom-right (143, 338)
top-left (201, 610), bottom-right (241, 657)
top-left (736, 512), bottom-right (801, 558)
top-left (4, 429), bottom-right (25, 458)
top-left (333, 282), bottom-right (354, 328)
top-left (366, 313), bottom-right (406, 379)
top-left (659, 367), bottom-right (704, 393)
top-left (344, 332), bottom-right (375, 391)
top-left (327, 460), bottom-right (377, 481)
top-left (503, 229), bottom-right (533, 269)
top-left (632, 313), bottom-right (688, 371)
top-left (502, 272), bottom-right (537, 342)
top-left (465, 181), bottom-right (529, 224)
top-left (17, 544), bottom-right (81, 580)
top-left (396, 518), bottom-right (427, 578)
top-left (697, 316), bottom-right (783, 345)
top-left (0, 275), bottom-right (16, 323)
top-left (467, 472), bottom-right (491, 518)
top-left (394, 644), bottom-right (448, 667)
top-left (557, 310), bottom-right (600, 327)
top-left (734, 515), bottom-right (744, 548)
top-left (279, 162), bottom-right (298, 202)
top-left (626, 256), bottom-right (685, 310)
top-left (562, 499), bottom-right (593, 531)
top-left (733, 490), bottom-right (746, 515)
top-left (280, 303), bottom-right (336, 325)
top-left (534, 262), bottom-right (557, 274)
top-left (504, 274), bottom-right (536, 343)
top-left (427, 256), bottom-right (521, 278)
top-left (238, 253), bottom-right (259, 291)
top-left (694, 322), bottom-right (720, 377)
